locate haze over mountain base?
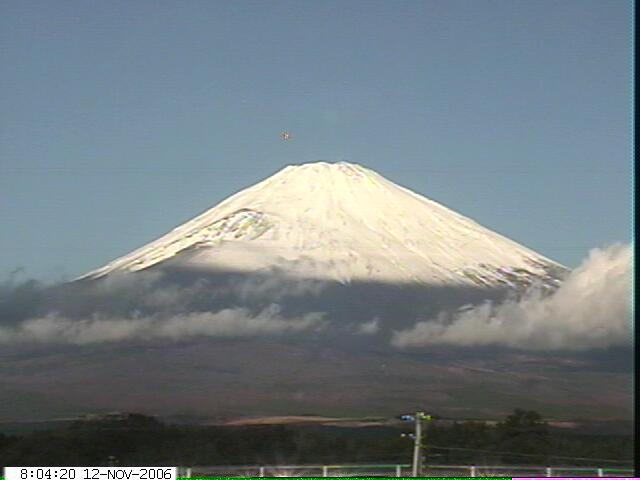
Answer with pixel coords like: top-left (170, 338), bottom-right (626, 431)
top-left (0, 334), bottom-right (632, 424)
top-left (0, 263), bottom-right (632, 424)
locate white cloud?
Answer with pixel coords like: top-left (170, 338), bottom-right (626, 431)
top-left (356, 318), bottom-right (380, 335)
top-left (391, 244), bottom-right (632, 351)
top-left (0, 305), bottom-right (326, 345)
top-left (229, 272), bottom-right (327, 301)
top-left (155, 305), bottom-right (326, 340)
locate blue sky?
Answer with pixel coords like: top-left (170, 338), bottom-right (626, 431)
top-left (0, 0), bottom-right (632, 281)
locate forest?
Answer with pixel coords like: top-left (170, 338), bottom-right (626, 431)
top-left (0, 410), bottom-right (633, 468)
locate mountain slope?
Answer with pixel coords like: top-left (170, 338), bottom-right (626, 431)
top-left (80, 162), bottom-right (566, 289)
top-left (2, 162), bottom-right (629, 424)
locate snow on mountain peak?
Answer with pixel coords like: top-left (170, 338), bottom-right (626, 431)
top-left (80, 161), bottom-right (567, 288)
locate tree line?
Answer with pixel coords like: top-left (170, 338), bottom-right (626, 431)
top-left (0, 410), bottom-right (633, 467)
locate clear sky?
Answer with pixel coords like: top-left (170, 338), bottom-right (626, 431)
top-left (0, 0), bottom-right (632, 281)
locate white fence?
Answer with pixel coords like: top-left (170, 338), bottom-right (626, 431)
top-left (183, 464), bottom-right (635, 477)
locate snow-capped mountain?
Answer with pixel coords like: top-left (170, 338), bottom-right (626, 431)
top-left (81, 162), bottom-right (566, 289)
top-left (4, 162), bottom-right (629, 425)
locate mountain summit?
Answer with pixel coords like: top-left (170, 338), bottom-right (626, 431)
top-left (6, 162), bottom-right (628, 424)
top-left (81, 161), bottom-right (565, 288)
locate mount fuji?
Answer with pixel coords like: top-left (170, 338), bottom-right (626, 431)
top-left (3, 162), bottom-right (630, 425)
top-left (80, 161), bottom-right (566, 291)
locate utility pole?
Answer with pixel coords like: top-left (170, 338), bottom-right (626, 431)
top-left (411, 412), bottom-right (422, 477)
top-left (399, 411), bottom-right (433, 477)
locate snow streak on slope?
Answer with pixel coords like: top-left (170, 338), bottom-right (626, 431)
top-left (80, 162), bottom-right (566, 287)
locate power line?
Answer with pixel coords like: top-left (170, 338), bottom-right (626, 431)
top-left (426, 445), bottom-right (633, 464)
